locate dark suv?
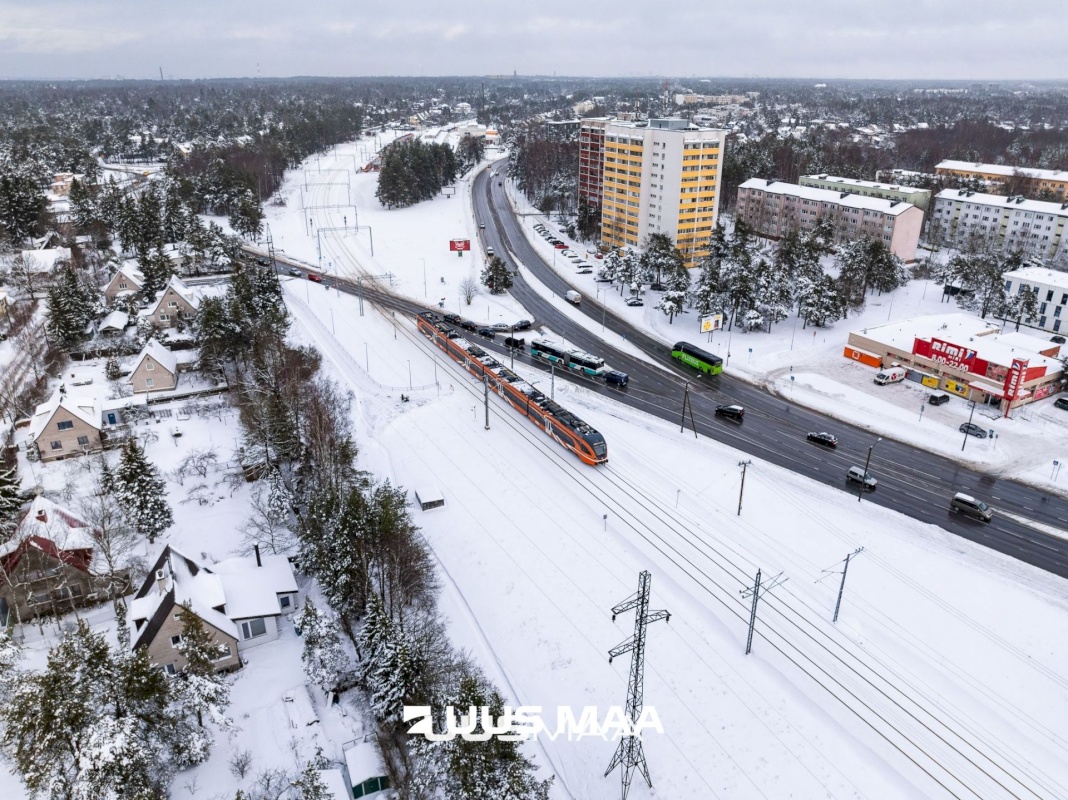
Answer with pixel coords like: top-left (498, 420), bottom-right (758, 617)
top-left (444, 313), bottom-right (462, 325)
top-left (715, 404), bottom-right (744, 421)
top-left (959, 422), bottom-right (987, 438)
top-left (928, 393), bottom-right (950, 406)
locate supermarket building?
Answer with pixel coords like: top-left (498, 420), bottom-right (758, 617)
top-left (844, 314), bottom-right (1064, 414)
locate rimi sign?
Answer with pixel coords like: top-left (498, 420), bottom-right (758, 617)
top-left (449, 238), bottom-right (471, 254)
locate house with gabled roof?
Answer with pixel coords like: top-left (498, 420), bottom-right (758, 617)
top-left (27, 388), bottom-right (103, 462)
top-left (129, 545), bottom-right (298, 675)
top-left (129, 339), bottom-right (178, 393)
top-left (0, 495), bottom-right (128, 625)
top-left (144, 275), bottom-right (199, 330)
top-left (102, 260), bottom-right (145, 301)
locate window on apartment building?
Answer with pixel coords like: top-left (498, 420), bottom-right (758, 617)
top-left (1055, 305), bottom-right (1062, 318)
top-left (1056, 319), bottom-right (1063, 332)
top-left (170, 635), bottom-right (183, 648)
top-left (1061, 294), bottom-right (1068, 305)
top-left (57, 420), bottom-right (73, 431)
top-left (1040, 316), bottom-right (1047, 327)
top-left (164, 664), bottom-right (177, 675)
top-left (77, 436), bottom-right (89, 447)
top-left (50, 441), bottom-right (63, 450)
top-left (1048, 290), bottom-right (1055, 302)
top-left (1041, 302), bottom-right (1048, 314)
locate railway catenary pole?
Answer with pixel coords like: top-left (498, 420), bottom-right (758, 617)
top-left (831, 548), bottom-right (865, 623)
top-left (484, 376), bottom-right (490, 431)
top-left (737, 459), bottom-right (752, 516)
top-left (605, 571), bottom-right (670, 800)
top-left (740, 569), bottom-right (785, 655)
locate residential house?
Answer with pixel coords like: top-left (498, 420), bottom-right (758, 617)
top-left (129, 339), bottom-right (178, 393)
top-left (0, 495), bottom-right (129, 625)
top-left (102, 261), bottom-right (145, 301)
top-left (27, 388), bottom-right (103, 462)
top-left (129, 545), bottom-right (298, 674)
top-left (144, 275), bottom-right (199, 329)
top-left (98, 309), bottom-right (130, 335)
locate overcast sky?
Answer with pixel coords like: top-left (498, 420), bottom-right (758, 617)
top-left (0, 0), bottom-right (1065, 82)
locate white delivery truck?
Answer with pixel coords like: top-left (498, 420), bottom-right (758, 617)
top-left (565, 290), bottom-right (581, 304)
top-left (874, 366), bottom-right (906, 385)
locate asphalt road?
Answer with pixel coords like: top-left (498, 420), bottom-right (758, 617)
top-left (468, 169), bottom-right (1068, 581)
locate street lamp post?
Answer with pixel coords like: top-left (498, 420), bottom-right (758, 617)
top-left (858, 437), bottom-right (882, 502)
top-left (961, 400), bottom-right (978, 452)
top-left (421, 258), bottom-right (427, 298)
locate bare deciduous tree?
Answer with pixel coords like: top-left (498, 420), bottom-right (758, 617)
top-left (459, 276), bottom-right (478, 305)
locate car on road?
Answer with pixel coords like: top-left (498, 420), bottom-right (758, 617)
top-left (444, 314), bottom-right (462, 325)
top-left (513, 319), bottom-right (532, 331)
top-left (476, 326), bottom-right (496, 338)
top-left (950, 492), bottom-right (993, 522)
top-left (1055, 397), bottom-right (1068, 411)
top-left (715, 404), bottom-right (745, 421)
top-left (490, 322), bottom-right (513, 332)
top-left (807, 431), bottom-right (838, 447)
top-left (928, 393), bottom-right (950, 406)
top-left (959, 422), bottom-right (987, 438)
top-left (604, 370), bottom-right (629, 387)
top-left (460, 320), bottom-right (479, 332)
top-left (625, 296), bottom-right (644, 307)
top-left (307, 272), bottom-right (323, 283)
top-left (287, 268), bottom-right (302, 277)
top-left (479, 223), bottom-right (486, 229)
top-left (256, 258), bottom-right (270, 266)
top-left (846, 466), bottom-right (877, 490)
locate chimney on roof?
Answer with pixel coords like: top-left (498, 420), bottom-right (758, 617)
top-left (35, 508), bottom-right (47, 523)
top-left (254, 544), bottom-right (262, 567)
top-left (155, 568), bottom-right (167, 595)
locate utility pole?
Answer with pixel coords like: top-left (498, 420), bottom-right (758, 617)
top-left (605, 571), bottom-right (670, 800)
top-left (484, 376), bottom-right (490, 430)
top-left (550, 362), bottom-right (555, 400)
top-left (858, 438), bottom-right (881, 502)
top-left (740, 569), bottom-right (786, 655)
top-left (961, 400), bottom-right (978, 451)
top-left (737, 460), bottom-right (753, 516)
top-left (828, 548), bottom-right (865, 623)
top-left (679, 382), bottom-right (698, 438)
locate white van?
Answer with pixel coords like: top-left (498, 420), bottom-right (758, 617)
top-left (874, 366), bottom-right (906, 385)
top-left (565, 290), bottom-right (581, 304)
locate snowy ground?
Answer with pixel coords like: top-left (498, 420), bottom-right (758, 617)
top-left (4, 130), bottom-right (1068, 799)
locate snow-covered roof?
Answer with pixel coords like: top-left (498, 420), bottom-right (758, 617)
top-left (131, 339), bottom-right (178, 376)
top-left (345, 742), bottom-right (387, 784)
top-left (27, 388), bottom-right (101, 442)
top-left (936, 160), bottom-right (1068, 182)
top-left (211, 553), bottom-right (298, 620)
top-left (316, 769), bottom-right (349, 800)
top-left (1003, 266), bottom-right (1068, 290)
top-left (740, 178), bottom-right (918, 216)
top-left (99, 310), bottom-right (130, 332)
top-left (117, 260), bottom-right (145, 285)
top-left (146, 274), bottom-right (200, 316)
top-left (0, 495), bottom-right (97, 561)
top-left (19, 247), bottom-right (71, 272)
top-left (801, 174), bottom-right (930, 195)
top-left (934, 188), bottom-right (1068, 217)
top-left (855, 313), bottom-right (1064, 373)
top-left (130, 546), bottom-right (237, 647)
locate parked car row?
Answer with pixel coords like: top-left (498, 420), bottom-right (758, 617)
top-left (442, 313), bottom-right (531, 340)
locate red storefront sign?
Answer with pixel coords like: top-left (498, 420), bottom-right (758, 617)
top-left (912, 337), bottom-right (987, 375)
top-left (1002, 358), bottom-right (1029, 406)
top-left (449, 239), bottom-right (471, 252)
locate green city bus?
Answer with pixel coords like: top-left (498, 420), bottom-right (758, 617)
top-left (671, 341), bottom-right (723, 375)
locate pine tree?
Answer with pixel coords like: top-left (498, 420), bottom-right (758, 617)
top-left (0, 465), bottom-right (24, 535)
top-left (105, 356), bottom-right (122, 381)
top-left (370, 627), bottom-right (421, 724)
top-left (113, 437), bottom-right (173, 543)
top-left (291, 762), bottom-right (330, 800)
top-left (175, 604), bottom-right (232, 730)
top-left (46, 266), bottom-right (96, 347)
top-left (640, 232), bottom-right (684, 286)
top-left (297, 600), bottom-right (349, 693)
top-left (480, 256), bottom-right (512, 294)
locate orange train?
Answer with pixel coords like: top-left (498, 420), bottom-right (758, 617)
top-left (416, 312), bottom-right (607, 466)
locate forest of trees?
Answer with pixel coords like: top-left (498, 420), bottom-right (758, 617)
top-left (375, 139), bottom-right (459, 208)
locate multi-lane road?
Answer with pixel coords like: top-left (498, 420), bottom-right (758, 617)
top-left (468, 168), bottom-right (1068, 580)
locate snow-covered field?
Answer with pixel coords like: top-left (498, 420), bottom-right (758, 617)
top-left (4, 129), bottom-right (1068, 799)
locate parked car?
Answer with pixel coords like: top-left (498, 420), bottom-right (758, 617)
top-left (959, 422), bottom-right (987, 439)
top-left (594, 275), bottom-right (614, 282)
top-left (1055, 397), bottom-right (1068, 411)
top-left (554, 243), bottom-right (568, 250)
top-left (255, 258), bottom-right (270, 266)
top-left (594, 253), bottom-right (604, 259)
top-left (444, 313), bottom-right (462, 325)
top-left (604, 370), bottom-right (629, 387)
top-left (503, 336), bottom-right (526, 349)
top-left (950, 492), bottom-right (993, 522)
top-left (307, 272), bottom-right (323, 283)
top-left (648, 282), bottom-right (665, 292)
top-left (287, 268), bottom-right (302, 277)
top-left (807, 431), bottom-right (838, 447)
top-left (846, 466), bottom-right (877, 490)
top-left (928, 393), bottom-right (950, 406)
top-left (576, 266), bottom-right (593, 275)
top-left (714, 404), bottom-right (744, 421)
top-left (1051, 335), bottom-right (1067, 344)
top-left (625, 297), bottom-right (644, 307)
top-left (476, 327), bottom-right (496, 338)
top-left (513, 319), bottom-right (532, 331)
top-left (460, 320), bottom-right (479, 331)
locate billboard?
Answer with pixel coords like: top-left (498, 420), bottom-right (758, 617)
top-left (700, 314), bottom-right (723, 333)
top-left (449, 239), bottom-right (471, 252)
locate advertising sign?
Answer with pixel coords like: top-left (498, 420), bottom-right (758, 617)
top-left (449, 239), bottom-right (471, 252)
top-left (1002, 358), bottom-right (1029, 406)
top-left (700, 314), bottom-right (723, 334)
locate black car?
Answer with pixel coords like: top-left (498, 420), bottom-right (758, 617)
top-left (1051, 335), bottom-right (1066, 344)
top-left (1055, 397), bottom-right (1068, 411)
top-left (715, 404), bottom-right (744, 421)
top-left (928, 393), bottom-right (950, 406)
top-left (807, 431), bottom-right (838, 447)
top-left (460, 320), bottom-right (479, 332)
top-left (604, 370), bottom-right (629, 387)
top-left (959, 422), bottom-right (987, 439)
top-left (503, 336), bottom-right (526, 349)
top-left (476, 327), bottom-right (496, 338)
top-left (444, 313), bottom-right (462, 325)
top-left (513, 319), bottom-right (532, 331)
top-left (255, 258), bottom-right (270, 266)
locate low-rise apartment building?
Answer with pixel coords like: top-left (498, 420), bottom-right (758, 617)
top-left (799, 174), bottom-right (932, 212)
top-left (930, 189), bottom-right (1068, 259)
top-left (736, 178), bottom-right (924, 262)
top-left (1002, 266), bottom-right (1068, 335)
top-left (935, 160), bottom-right (1068, 200)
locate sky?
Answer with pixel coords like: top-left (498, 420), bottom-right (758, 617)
top-left (0, 0), bottom-right (1065, 82)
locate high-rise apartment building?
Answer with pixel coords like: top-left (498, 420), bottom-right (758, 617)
top-left (598, 118), bottom-right (726, 267)
top-left (578, 118), bottom-right (608, 209)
